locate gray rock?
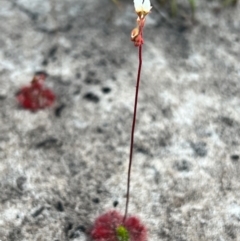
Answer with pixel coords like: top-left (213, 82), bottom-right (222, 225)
top-left (0, 0), bottom-right (240, 240)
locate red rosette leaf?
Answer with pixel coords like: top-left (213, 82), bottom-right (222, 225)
top-left (91, 211), bottom-right (147, 241)
top-left (16, 74), bottom-right (55, 111)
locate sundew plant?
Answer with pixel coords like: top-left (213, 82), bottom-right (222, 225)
top-left (90, 0), bottom-right (152, 241)
top-left (16, 72), bottom-right (55, 111)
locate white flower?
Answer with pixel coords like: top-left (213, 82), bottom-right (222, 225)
top-left (133, 0), bottom-right (152, 16)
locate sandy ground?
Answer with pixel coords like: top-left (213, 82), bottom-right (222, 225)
top-left (0, 0), bottom-right (240, 240)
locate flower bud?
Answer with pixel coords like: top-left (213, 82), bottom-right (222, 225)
top-left (131, 27), bottom-right (140, 41)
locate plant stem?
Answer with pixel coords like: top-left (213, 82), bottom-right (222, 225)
top-left (170, 0), bottom-right (178, 17)
top-left (124, 37), bottom-right (143, 222)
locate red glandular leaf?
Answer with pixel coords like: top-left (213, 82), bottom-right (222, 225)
top-left (16, 73), bottom-right (55, 111)
top-left (91, 211), bottom-right (147, 241)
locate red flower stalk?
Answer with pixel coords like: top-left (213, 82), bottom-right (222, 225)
top-left (16, 72), bottom-right (55, 111)
top-left (91, 211), bottom-right (147, 241)
top-left (124, 1), bottom-right (151, 221)
top-left (91, 2), bottom-right (151, 241)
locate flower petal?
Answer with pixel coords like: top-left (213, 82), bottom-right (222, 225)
top-left (133, 0), bottom-right (143, 12)
top-left (142, 0), bottom-right (152, 13)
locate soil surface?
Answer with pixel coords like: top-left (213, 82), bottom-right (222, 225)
top-left (0, 0), bottom-right (240, 240)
